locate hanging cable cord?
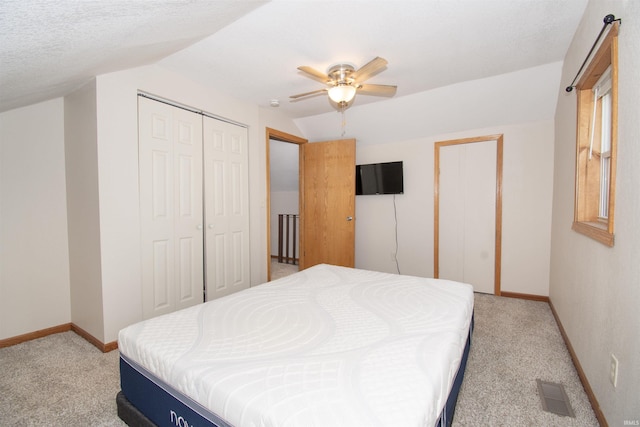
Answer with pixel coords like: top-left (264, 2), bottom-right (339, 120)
top-left (393, 193), bottom-right (401, 274)
top-left (565, 14), bottom-right (621, 92)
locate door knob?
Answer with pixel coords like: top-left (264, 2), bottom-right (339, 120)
top-left (197, 225), bottom-right (203, 230)
top-left (346, 216), bottom-right (353, 221)
top-left (208, 224), bottom-right (214, 229)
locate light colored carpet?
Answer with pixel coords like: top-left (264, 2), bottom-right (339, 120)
top-left (453, 293), bottom-right (598, 426)
top-left (270, 258), bottom-right (298, 280)
top-left (0, 331), bottom-right (125, 426)
top-left (0, 293), bottom-right (598, 426)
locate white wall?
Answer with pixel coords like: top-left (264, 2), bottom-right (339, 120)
top-left (296, 64), bottom-right (558, 296)
top-left (64, 80), bottom-right (105, 342)
top-left (550, 1), bottom-right (640, 424)
top-left (0, 98), bottom-right (71, 340)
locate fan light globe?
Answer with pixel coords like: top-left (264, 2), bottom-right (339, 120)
top-left (328, 84), bottom-right (356, 103)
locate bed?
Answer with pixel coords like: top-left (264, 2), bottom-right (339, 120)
top-left (117, 264), bottom-right (474, 427)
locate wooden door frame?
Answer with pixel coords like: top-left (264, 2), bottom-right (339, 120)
top-left (434, 134), bottom-right (503, 295)
top-left (265, 128), bottom-right (308, 281)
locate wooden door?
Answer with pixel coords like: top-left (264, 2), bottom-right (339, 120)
top-left (138, 97), bottom-right (204, 319)
top-left (203, 117), bottom-right (251, 300)
top-left (435, 135), bottom-right (503, 295)
top-left (301, 139), bottom-right (356, 269)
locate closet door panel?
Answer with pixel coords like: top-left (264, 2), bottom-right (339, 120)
top-left (151, 151), bottom-right (171, 220)
top-left (204, 118), bottom-right (250, 300)
top-left (177, 236), bottom-right (196, 302)
top-left (139, 97), bottom-right (203, 319)
top-left (461, 141), bottom-right (496, 294)
top-left (438, 145), bottom-right (465, 282)
top-left (140, 99), bottom-right (175, 318)
top-left (231, 230), bottom-right (246, 285)
top-left (152, 239), bottom-right (172, 310)
top-left (438, 140), bottom-right (496, 294)
top-left (173, 108), bottom-right (203, 311)
top-left (211, 159), bottom-right (226, 217)
top-left (211, 232), bottom-right (227, 291)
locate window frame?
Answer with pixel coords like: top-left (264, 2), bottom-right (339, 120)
top-left (572, 22), bottom-right (619, 247)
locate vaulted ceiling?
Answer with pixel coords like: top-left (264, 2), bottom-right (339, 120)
top-left (1, 1), bottom-right (588, 117)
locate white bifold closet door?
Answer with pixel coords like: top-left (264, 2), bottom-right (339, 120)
top-left (439, 140), bottom-right (496, 294)
top-left (203, 117), bottom-right (250, 301)
top-left (139, 97), bottom-right (251, 320)
top-left (139, 97), bottom-right (204, 319)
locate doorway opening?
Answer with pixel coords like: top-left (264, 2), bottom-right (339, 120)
top-left (265, 128), bottom-right (307, 281)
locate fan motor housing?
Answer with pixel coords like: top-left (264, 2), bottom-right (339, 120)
top-left (327, 64), bottom-right (355, 84)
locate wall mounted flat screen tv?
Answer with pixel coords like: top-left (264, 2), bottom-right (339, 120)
top-left (356, 161), bottom-right (404, 195)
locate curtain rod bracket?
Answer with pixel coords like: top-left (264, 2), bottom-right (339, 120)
top-left (565, 14), bottom-right (621, 93)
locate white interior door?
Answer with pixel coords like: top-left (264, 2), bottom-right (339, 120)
top-left (139, 97), bottom-right (204, 319)
top-left (439, 140), bottom-right (496, 294)
top-left (203, 117), bottom-right (251, 300)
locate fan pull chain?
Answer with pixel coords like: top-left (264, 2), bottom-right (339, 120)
top-left (340, 105), bottom-right (347, 137)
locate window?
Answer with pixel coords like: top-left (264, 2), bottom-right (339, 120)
top-left (597, 68), bottom-right (612, 220)
top-left (573, 22), bottom-right (619, 246)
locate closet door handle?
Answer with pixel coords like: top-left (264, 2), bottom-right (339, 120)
top-left (197, 225), bottom-right (203, 230)
top-left (208, 224), bottom-right (214, 229)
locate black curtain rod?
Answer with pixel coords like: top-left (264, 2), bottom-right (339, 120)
top-left (565, 14), bottom-right (621, 93)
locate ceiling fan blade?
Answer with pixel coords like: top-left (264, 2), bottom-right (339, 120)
top-left (357, 83), bottom-right (397, 97)
top-left (352, 57), bottom-right (388, 83)
top-left (289, 88), bottom-right (328, 100)
top-left (297, 66), bottom-right (330, 84)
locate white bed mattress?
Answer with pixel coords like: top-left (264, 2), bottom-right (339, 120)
top-left (118, 264), bottom-right (474, 427)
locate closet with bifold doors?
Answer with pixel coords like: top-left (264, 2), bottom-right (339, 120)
top-left (138, 96), bottom-right (251, 320)
top-left (435, 135), bottom-right (503, 296)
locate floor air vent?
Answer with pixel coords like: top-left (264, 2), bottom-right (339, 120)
top-left (536, 379), bottom-right (575, 417)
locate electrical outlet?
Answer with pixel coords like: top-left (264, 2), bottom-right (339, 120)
top-left (610, 353), bottom-right (619, 387)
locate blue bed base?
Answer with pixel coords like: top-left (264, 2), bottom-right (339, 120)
top-left (436, 314), bottom-right (474, 427)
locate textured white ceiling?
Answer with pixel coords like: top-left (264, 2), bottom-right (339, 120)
top-left (0, 0), bottom-right (588, 117)
top-left (0, 0), bottom-right (266, 112)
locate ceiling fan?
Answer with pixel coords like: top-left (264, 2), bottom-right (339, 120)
top-left (290, 56), bottom-right (397, 109)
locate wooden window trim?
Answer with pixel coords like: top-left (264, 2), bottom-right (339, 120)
top-left (572, 22), bottom-right (619, 247)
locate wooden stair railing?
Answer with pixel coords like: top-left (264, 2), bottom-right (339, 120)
top-left (278, 214), bottom-right (299, 265)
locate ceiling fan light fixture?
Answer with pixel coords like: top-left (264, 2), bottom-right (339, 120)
top-left (292, 57), bottom-right (395, 111)
top-left (328, 84), bottom-right (356, 104)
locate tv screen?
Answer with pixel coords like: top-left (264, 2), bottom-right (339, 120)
top-left (356, 161), bottom-right (404, 195)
